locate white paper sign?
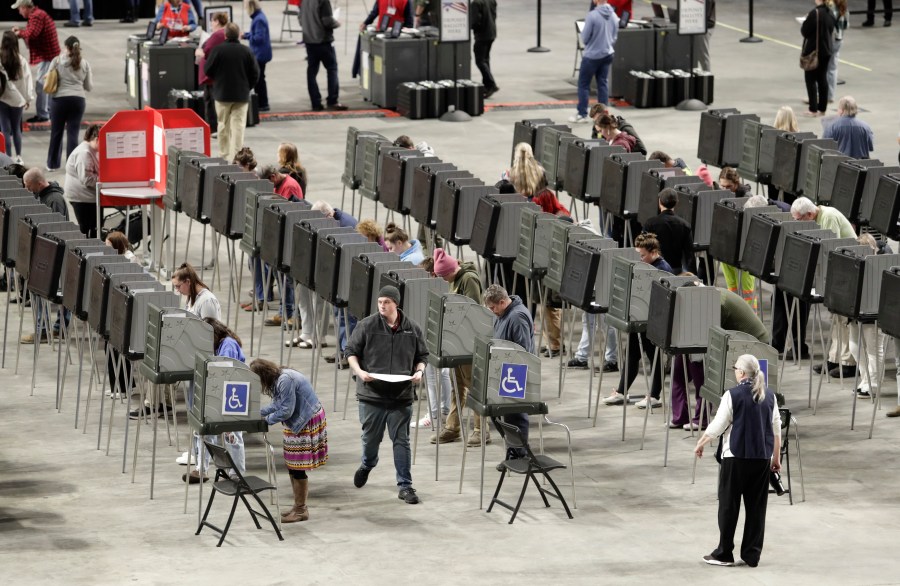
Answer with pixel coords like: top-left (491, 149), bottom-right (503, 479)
top-left (165, 127), bottom-right (205, 152)
top-left (105, 131), bottom-right (147, 159)
top-left (440, 0), bottom-right (470, 43)
top-left (677, 0), bottom-right (708, 35)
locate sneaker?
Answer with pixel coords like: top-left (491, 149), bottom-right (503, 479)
top-left (46, 167), bottom-right (58, 173)
top-left (683, 422), bottom-right (700, 431)
top-left (887, 406), bottom-right (900, 418)
top-left (636, 397), bottom-right (662, 409)
top-left (603, 392), bottom-right (625, 405)
top-left (182, 470), bottom-right (208, 484)
top-left (568, 114), bottom-right (589, 124)
top-left (64, 21), bottom-right (80, 27)
top-left (703, 555), bottom-right (734, 567)
top-left (496, 456), bottom-right (519, 472)
top-left (856, 389), bottom-right (872, 399)
top-left (602, 362), bottom-right (619, 373)
top-left (544, 348), bottom-right (561, 358)
top-left (14, 156), bottom-right (22, 165)
top-left (26, 115), bottom-right (49, 123)
top-left (353, 466), bottom-right (371, 488)
top-left (20, 333), bottom-right (48, 344)
top-left (176, 451), bottom-right (196, 466)
top-left (668, 421), bottom-right (684, 429)
top-left (430, 428), bottom-right (461, 444)
top-left (466, 431), bottom-right (492, 447)
top-left (567, 357), bottom-right (589, 369)
top-left (285, 337), bottom-right (314, 349)
top-left (398, 487), bottom-right (420, 504)
top-left (411, 416), bottom-right (433, 429)
top-left (129, 404), bottom-right (172, 420)
top-left (311, 104), bottom-right (325, 112)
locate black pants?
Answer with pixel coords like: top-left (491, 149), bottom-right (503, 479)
top-left (616, 331), bottom-right (663, 399)
top-left (255, 60), bottom-right (269, 109)
top-left (203, 83), bottom-right (217, 131)
top-left (473, 38), bottom-right (497, 92)
top-left (492, 413), bottom-right (529, 459)
top-left (305, 42), bottom-right (340, 108)
top-left (867, 0), bottom-right (893, 21)
top-left (803, 56), bottom-right (830, 114)
top-left (712, 458), bottom-right (771, 566)
top-left (70, 202), bottom-right (98, 239)
top-left (771, 290), bottom-right (809, 355)
top-left (47, 96), bottom-right (85, 169)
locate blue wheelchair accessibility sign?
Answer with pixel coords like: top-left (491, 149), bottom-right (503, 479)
top-left (222, 382), bottom-right (250, 416)
top-left (498, 363), bottom-right (528, 399)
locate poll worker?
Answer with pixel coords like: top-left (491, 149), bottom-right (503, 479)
top-left (694, 354), bottom-right (782, 568)
top-left (791, 197), bottom-right (857, 378)
top-left (359, 0), bottom-right (413, 32)
top-left (154, 0), bottom-right (197, 38)
top-left (482, 284), bottom-right (534, 468)
top-left (346, 285), bottom-right (428, 505)
top-left (431, 248), bottom-right (488, 446)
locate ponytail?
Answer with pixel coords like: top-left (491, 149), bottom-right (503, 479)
top-left (734, 354), bottom-right (767, 403)
top-left (751, 369), bottom-right (766, 403)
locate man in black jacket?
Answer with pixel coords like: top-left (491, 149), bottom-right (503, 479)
top-left (24, 168), bottom-right (68, 219)
top-left (301, 0), bottom-right (348, 112)
top-left (203, 23), bottom-right (259, 161)
top-left (471, 0), bottom-right (498, 98)
top-left (346, 285), bottom-right (428, 504)
top-left (642, 188), bottom-right (695, 275)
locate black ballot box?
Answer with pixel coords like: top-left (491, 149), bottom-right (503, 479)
top-left (107, 282), bottom-right (178, 357)
top-left (691, 69), bottom-right (715, 105)
top-left (559, 238), bottom-right (617, 310)
top-left (140, 305), bottom-right (214, 384)
top-left (831, 159), bottom-right (884, 223)
top-left (313, 231), bottom-right (368, 305)
top-left (673, 186), bottom-right (732, 250)
top-left (288, 216), bottom-right (338, 288)
top-left (418, 81), bottom-right (446, 119)
top-left (469, 336), bottom-right (542, 407)
top-left (869, 173), bottom-right (900, 239)
top-left (771, 132), bottom-right (816, 196)
top-left (624, 71), bottom-right (651, 109)
top-left (700, 327), bottom-right (778, 406)
top-left (738, 119), bottom-right (776, 184)
top-left (878, 267), bottom-right (900, 339)
top-left (139, 42), bottom-right (197, 109)
top-left (697, 109), bottom-right (759, 168)
top-left (189, 356), bottom-right (268, 436)
top-left (167, 89), bottom-right (205, 119)
top-left (649, 70), bottom-right (674, 107)
top-left (457, 79), bottom-right (485, 116)
top-left (209, 172), bottom-right (262, 238)
top-left (426, 291), bottom-right (494, 367)
top-left (397, 82), bottom-right (428, 120)
top-left (435, 181), bottom-right (493, 246)
top-left (647, 277), bottom-right (721, 353)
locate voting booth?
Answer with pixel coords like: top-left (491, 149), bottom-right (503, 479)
top-left (512, 208), bottom-right (558, 281)
top-left (878, 267), bottom-right (900, 339)
top-left (259, 201), bottom-right (316, 272)
top-left (181, 158), bottom-right (231, 223)
top-left (829, 159), bottom-right (882, 223)
top-left (646, 277), bottom-right (721, 353)
top-left (776, 229), bottom-right (839, 301)
top-left (815, 151), bottom-right (853, 204)
top-left (543, 223), bottom-right (596, 293)
top-left (87, 263), bottom-right (150, 336)
top-left (738, 119), bottom-right (776, 183)
top-left (79, 255), bottom-right (134, 318)
top-left (825, 246), bottom-right (900, 320)
top-left (313, 232), bottom-right (370, 306)
top-left (425, 291), bottom-right (494, 367)
top-left (801, 144), bottom-right (842, 201)
top-left (358, 136), bottom-right (396, 203)
top-left (673, 185), bottom-right (731, 250)
top-left (27, 235), bottom-right (67, 301)
top-left (796, 138), bottom-right (839, 197)
top-left (107, 282), bottom-right (178, 357)
top-left (870, 173), bottom-right (900, 239)
top-left (341, 128), bottom-right (385, 192)
top-left (469, 194), bottom-right (535, 260)
top-left (288, 216), bottom-right (341, 289)
top-left (189, 355), bottom-right (268, 436)
top-left (0, 202), bottom-right (49, 267)
top-left (697, 109), bottom-right (759, 168)
top-left (637, 168), bottom-right (702, 225)
top-left (164, 147), bottom-right (203, 211)
top-left (559, 238), bottom-right (618, 311)
top-left (859, 163), bottom-right (900, 226)
top-left (240, 191), bottom-right (281, 259)
top-left (511, 119), bottom-right (556, 166)
top-left (379, 148), bottom-right (432, 214)
top-left (594, 247), bottom-right (641, 311)
top-left (410, 163), bottom-right (468, 231)
top-left (700, 326), bottom-right (778, 406)
top-left (209, 172), bottom-right (266, 239)
top-left (379, 268), bottom-right (449, 328)
top-left (606, 256), bottom-right (669, 333)
top-left (435, 180), bottom-right (492, 246)
top-left (469, 336), bottom-right (542, 407)
top-left (536, 126), bottom-right (577, 191)
top-left (140, 305), bottom-right (214, 384)
top-left (566, 140), bottom-right (625, 204)
top-left (770, 132), bottom-right (817, 195)
top-left (15, 213), bottom-right (69, 279)
top-left (600, 154), bottom-right (660, 218)
top-left (348, 252), bottom-right (404, 320)
top-left (61, 245), bottom-right (116, 317)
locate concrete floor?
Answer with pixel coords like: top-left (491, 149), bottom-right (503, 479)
top-left (2, 1), bottom-right (899, 583)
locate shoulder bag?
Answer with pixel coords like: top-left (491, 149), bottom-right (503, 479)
top-left (43, 59), bottom-right (59, 95)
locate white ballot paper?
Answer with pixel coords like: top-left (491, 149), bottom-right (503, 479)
top-left (369, 373), bottom-right (413, 383)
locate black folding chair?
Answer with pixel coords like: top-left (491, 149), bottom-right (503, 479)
top-left (487, 419), bottom-right (574, 524)
top-left (196, 440), bottom-right (284, 546)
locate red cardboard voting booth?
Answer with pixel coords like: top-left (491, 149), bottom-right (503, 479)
top-left (96, 107), bottom-right (209, 268)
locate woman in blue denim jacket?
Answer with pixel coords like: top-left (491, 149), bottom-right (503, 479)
top-left (251, 359), bottom-right (327, 523)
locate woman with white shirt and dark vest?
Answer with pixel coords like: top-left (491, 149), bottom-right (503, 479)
top-left (694, 354), bottom-right (782, 568)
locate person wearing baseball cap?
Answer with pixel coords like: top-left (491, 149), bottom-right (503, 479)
top-left (345, 285), bottom-right (428, 505)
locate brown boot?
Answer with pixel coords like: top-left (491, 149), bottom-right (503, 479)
top-left (282, 478), bottom-right (309, 523)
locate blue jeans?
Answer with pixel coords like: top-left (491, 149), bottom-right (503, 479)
top-left (305, 42), bottom-right (340, 108)
top-left (277, 272), bottom-right (294, 318)
top-left (335, 307), bottom-right (358, 352)
top-left (0, 101), bottom-right (24, 156)
top-left (827, 38), bottom-right (841, 101)
top-left (69, 0), bottom-right (93, 23)
top-left (34, 61), bottom-right (52, 119)
top-left (47, 96), bottom-right (85, 169)
top-left (34, 297), bottom-right (69, 335)
top-left (574, 313), bottom-right (617, 364)
top-left (577, 53), bottom-right (614, 116)
top-left (189, 0), bottom-right (205, 20)
top-left (358, 402), bottom-right (413, 488)
top-left (494, 413), bottom-right (529, 459)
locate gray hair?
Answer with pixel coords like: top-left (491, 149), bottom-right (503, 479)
top-left (838, 96), bottom-right (858, 116)
top-left (482, 284), bottom-right (509, 306)
top-left (790, 197), bottom-right (817, 217)
top-left (257, 164), bottom-right (278, 180)
top-left (744, 195), bottom-right (769, 209)
top-left (734, 354), bottom-right (767, 403)
top-left (311, 200), bottom-right (334, 215)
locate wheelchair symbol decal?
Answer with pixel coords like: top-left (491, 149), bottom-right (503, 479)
top-left (498, 363), bottom-right (527, 400)
top-left (222, 382), bottom-right (250, 416)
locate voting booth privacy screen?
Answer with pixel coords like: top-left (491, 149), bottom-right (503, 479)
top-left (141, 306), bottom-right (214, 383)
top-left (470, 336), bottom-right (541, 407)
top-left (700, 327), bottom-right (778, 406)
top-left (190, 355), bottom-right (266, 435)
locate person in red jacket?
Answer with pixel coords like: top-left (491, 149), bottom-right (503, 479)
top-left (608, 0), bottom-right (633, 18)
top-left (11, 0), bottom-right (60, 123)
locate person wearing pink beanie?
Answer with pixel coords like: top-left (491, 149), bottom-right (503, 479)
top-left (432, 247), bottom-right (459, 277)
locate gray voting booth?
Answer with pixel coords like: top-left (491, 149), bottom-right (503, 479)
top-left (189, 356), bottom-right (268, 436)
top-left (140, 306), bottom-right (214, 384)
top-left (606, 256), bottom-right (670, 333)
top-left (469, 337), bottom-right (542, 408)
top-left (700, 326), bottom-right (779, 407)
top-left (646, 277), bottom-right (721, 353)
top-left (425, 291), bottom-right (494, 367)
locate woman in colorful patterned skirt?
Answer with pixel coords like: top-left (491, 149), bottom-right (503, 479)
top-left (251, 358), bottom-right (327, 523)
